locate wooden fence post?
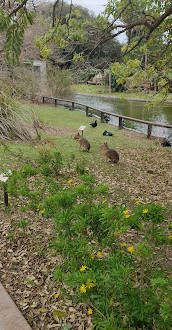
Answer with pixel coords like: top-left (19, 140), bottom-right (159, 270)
top-left (147, 124), bottom-right (152, 138)
top-left (109, 71), bottom-right (111, 94)
top-left (86, 106), bottom-right (89, 116)
top-left (43, 96), bottom-right (45, 104)
top-left (101, 112), bottom-right (104, 123)
top-left (55, 99), bottom-right (57, 107)
top-left (4, 184), bottom-right (8, 207)
top-left (119, 117), bottom-right (123, 129)
top-left (72, 102), bottom-right (75, 110)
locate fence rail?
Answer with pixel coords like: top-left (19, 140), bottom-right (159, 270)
top-left (42, 96), bottom-right (172, 139)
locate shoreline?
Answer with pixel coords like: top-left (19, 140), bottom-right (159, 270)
top-left (74, 92), bottom-right (172, 104)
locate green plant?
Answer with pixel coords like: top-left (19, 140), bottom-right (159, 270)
top-left (75, 161), bottom-right (87, 175)
top-left (38, 149), bottom-right (63, 177)
top-left (16, 218), bottom-right (29, 229)
top-left (51, 151), bottom-right (63, 176)
top-left (6, 232), bottom-right (15, 238)
top-left (21, 165), bottom-right (37, 177)
top-left (46, 67), bottom-right (73, 98)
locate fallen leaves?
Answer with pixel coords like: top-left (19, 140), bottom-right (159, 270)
top-left (0, 210), bottom-right (93, 329)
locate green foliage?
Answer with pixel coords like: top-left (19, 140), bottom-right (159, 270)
top-left (133, 203), bottom-right (166, 224)
top-left (38, 149), bottom-right (63, 177)
top-left (0, 6), bottom-right (35, 64)
top-left (49, 194), bottom-right (171, 328)
top-left (46, 66), bottom-right (73, 98)
top-left (2, 140), bottom-right (171, 329)
top-left (16, 218), bottom-right (29, 229)
top-left (97, 184), bottom-right (108, 194)
top-left (21, 165), bottom-right (37, 177)
top-left (75, 161), bottom-right (88, 175)
top-left (44, 191), bottom-right (77, 217)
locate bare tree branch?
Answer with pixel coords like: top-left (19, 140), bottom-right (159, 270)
top-left (9, 0), bottom-right (29, 17)
top-left (52, 0), bottom-right (60, 27)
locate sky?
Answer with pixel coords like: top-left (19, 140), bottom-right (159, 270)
top-left (66, 0), bottom-right (108, 16)
top-left (65, 0), bottom-right (127, 43)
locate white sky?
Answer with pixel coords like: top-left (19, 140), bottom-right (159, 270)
top-left (66, 0), bottom-right (108, 15)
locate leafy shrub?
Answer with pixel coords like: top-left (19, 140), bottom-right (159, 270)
top-left (75, 161), bottom-right (87, 175)
top-left (21, 165), bottom-right (37, 177)
top-left (38, 149), bottom-right (63, 177)
top-left (46, 67), bottom-right (73, 98)
top-left (44, 190), bottom-right (77, 217)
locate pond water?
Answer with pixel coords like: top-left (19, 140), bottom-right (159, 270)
top-left (74, 93), bottom-right (172, 139)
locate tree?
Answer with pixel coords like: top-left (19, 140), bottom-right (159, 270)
top-left (32, 0), bottom-right (171, 95)
top-left (0, 0), bottom-right (171, 94)
top-left (0, 0), bottom-right (35, 64)
top-left (95, 0), bottom-right (172, 94)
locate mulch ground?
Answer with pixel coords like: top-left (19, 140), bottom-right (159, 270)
top-left (0, 208), bottom-right (92, 329)
top-left (0, 124), bottom-right (171, 329)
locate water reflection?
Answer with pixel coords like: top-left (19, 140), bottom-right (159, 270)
top-left (74, 93), bottom-right (172, 138)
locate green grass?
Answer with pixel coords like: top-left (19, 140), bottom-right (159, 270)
top-left (0, 102), bottom-right (167, 170)
top-left (0, 103), bottom-right (171, 207)
top-left (72, 84), bottom-right (172, 102)
top-left (31, 104), bottom-right (156, 168)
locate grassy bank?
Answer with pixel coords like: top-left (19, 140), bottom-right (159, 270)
top-left (72, 84), bottom-right (172, 102)
top-left (1, 103), bottom-right (171, 206)
top-left (0, 103), bottom-right (172, 329)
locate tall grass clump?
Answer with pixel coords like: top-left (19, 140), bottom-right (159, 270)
top-left (0, 85), bottom-right (33, 142)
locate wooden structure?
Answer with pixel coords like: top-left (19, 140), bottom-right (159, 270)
top-left (42, 96), bottom-right (172, 139)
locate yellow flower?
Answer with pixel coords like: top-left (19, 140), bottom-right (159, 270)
top-left (55, 293), bottom-right (59, 299)
top-left (168, 235), bottom-right (172, 239)
top-left (86, 280), bottom-right (96, 289)
top-left (128, 246), bottom-right (135, 254)
top-left (121, 250), bottom-right (124, 253)
top-left (88, 308), bottom-right (93, 315)
top-left (97, 251), bottom-right (104, 258)
top-left (121, 243), bottom-right (127, 247)
top-left (123, 210), bottom-right (129, 214)
top-left (143, 209), bottom-right (148, 213)
top-left (135, 199), bottom-right (141, 205)
top-left (125, 214), bottom-right (130, 218)
top-left (113, 232), bottom-right (120, 237)
top-left (82, 257), bottom-right (84, 260)
top-left (80, 284), bottom-right (86, 293)
top-left (89, 253), bottom-right (94, 259)
top-left (80, 265), bottom-right (89, 272)
top-left (145, 301), bottom-right (148, 305)
top-left (102, 200), bottom-right (107, 203)
top-left (68, 179), bottom-right (72, 183)
top-left (41, 208), bottom-right (45, 214)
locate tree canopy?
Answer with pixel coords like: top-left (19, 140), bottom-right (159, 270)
top-left (0, 0), bottom-right (172, 93)
top-left (0, 0), bottom-right (35, 63)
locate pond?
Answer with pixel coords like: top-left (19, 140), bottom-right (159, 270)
top-left (74, 93), bottom-right (172, 139)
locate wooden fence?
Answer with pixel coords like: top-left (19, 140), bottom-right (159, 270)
top-left (42, 96), bottom-right (172, 139)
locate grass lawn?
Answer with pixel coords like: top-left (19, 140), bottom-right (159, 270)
top-left (1, 103), bottom-right (172, 205)
top-left (0, 102), bottom-right (172, 329)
